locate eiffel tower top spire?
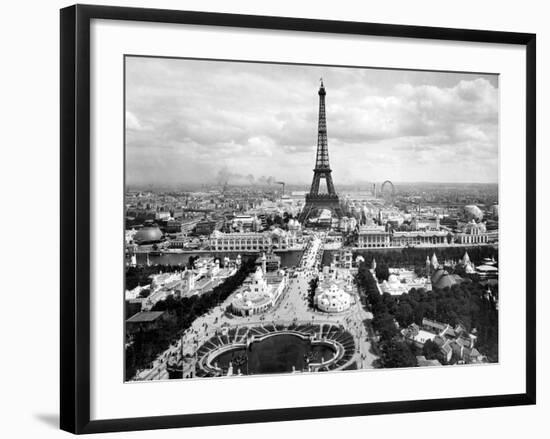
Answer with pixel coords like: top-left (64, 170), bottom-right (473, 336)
top-left (315, 80), bottom-right (330, 170)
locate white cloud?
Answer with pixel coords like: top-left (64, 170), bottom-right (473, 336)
top-left (125, 57), bottom-right (498, 186)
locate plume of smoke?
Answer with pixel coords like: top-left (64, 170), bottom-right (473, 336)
top-left (258, 175), bottom-right (276, 186)
top-left (215, 166), bottom-right (276, 186)
top-left (216, 167), bottom-right (231, 185)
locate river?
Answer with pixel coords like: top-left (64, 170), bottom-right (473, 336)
top-left (136, 250), bottom-right (304, 269)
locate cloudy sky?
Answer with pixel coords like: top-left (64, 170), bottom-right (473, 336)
top-left (125, 56), bottom-right (499, 188)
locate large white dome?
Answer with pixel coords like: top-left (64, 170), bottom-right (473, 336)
top-left (134, 226), bottom-right (162, 244)
top-left (463, 205), bottom-right (484, 222)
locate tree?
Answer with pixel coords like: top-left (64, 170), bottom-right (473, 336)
top-left (308, 277), bottom-right (319, 309)
top-left (187, 255), bottom-right (199, 269)
top-left (380, 340), bottom-right (416, 368)
top-left (138, 288), bottom-right (151, 299)
top-left (413, 265), bottom-right (426, 278)
top-left (372, 312), bottom-right (398, 342)
top-left (356, 261), bottom-right (381, 309)
top-left (395, 302), bottom-right (414, 327)
top-left (375, 264), bottom-right (390, 282)
top-left (422, 339), bottom-right (444, 364)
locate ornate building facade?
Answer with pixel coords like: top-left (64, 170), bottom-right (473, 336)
top-left (455, 220), bottom-right (489, 244)
top-left (391, 230), bottom-right (449, 247)
top-left (315, 265), bottom-right (354, 313)
top-left (209, 229), bottom-right (300, 252)
top-left (230, 267), bottom-right (287, 316)
top-left (357, 225), bottom-right (391, 248)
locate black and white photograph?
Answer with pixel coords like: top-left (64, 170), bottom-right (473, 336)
top-left (124, 57), bottom-right (499, 381)
top-left (0, 0), bottom-right (543, 436)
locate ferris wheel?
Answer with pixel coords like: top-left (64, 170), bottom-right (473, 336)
top-left (380, 180), bottom-right (395, 204)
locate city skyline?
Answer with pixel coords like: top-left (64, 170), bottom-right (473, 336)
top-left (126, 181), bottom-right (499, 192)
top-left (125, 57), bottom-right (499, 188)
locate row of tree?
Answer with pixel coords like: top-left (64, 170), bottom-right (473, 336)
top-left (356, 263), bottom-right (415, 367)
top-left (124, 257), bottom-right (256, 380)
top-left (353, 245), bottom-right (498, 269)
top-left (307, 277), bottom-right (319, 309)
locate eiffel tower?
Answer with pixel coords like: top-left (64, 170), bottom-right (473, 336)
top-left (299, 80), bottom-right (343, 225)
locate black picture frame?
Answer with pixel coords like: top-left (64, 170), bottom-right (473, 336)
top-left (60, 4), bottom-right (536, 434)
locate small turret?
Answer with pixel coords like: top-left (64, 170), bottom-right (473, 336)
top-left (431, 252), bottom-right (439, 270)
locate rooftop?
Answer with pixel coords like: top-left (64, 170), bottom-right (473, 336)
top-left (126, 311), bottom-right (165, 323)
top-left (416, 356), bottom-right (442, 367)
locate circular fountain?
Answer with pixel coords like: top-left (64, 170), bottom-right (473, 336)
top-left (194, 324), bottom-right (356, 377)
top-left (209, 332), bottom-right (338, 375)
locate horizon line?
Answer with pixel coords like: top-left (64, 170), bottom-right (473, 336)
top-left (126, 181), bottom-right (499, 189)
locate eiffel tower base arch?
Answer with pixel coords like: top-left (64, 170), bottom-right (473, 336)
top-left (298, 194), bottom-right (344, 224)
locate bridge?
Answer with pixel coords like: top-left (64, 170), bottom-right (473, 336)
top-left (300, 233), bottom-right (326, 270)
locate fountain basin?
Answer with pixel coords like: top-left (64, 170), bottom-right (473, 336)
top-left (206, 331), bottom-right (342, 375)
